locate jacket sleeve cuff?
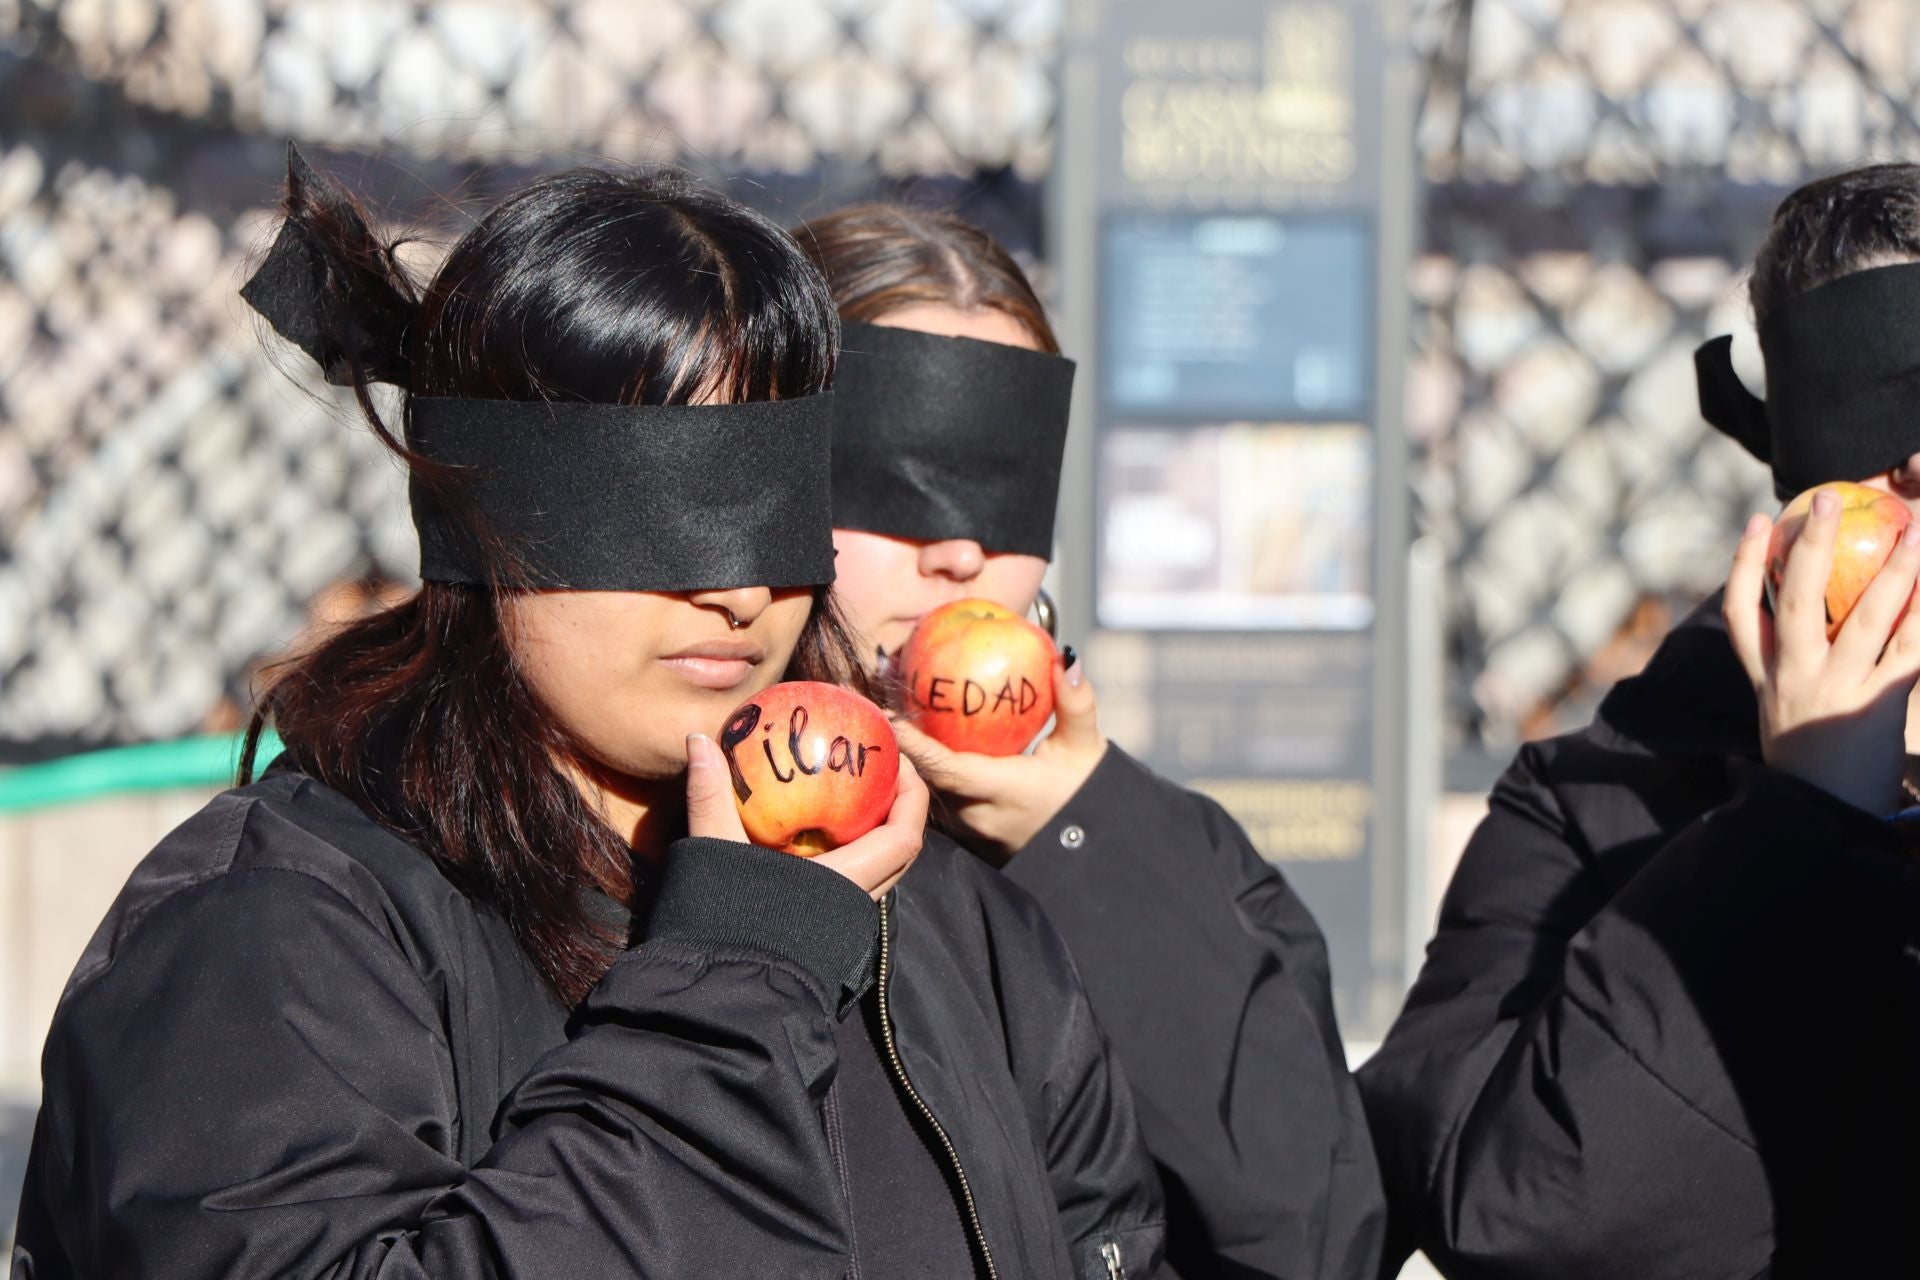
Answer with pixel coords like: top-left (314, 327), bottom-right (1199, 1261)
top-left (642, 837), bottom-right (878, 1003)
top-left (1012, 743), bottom-right (1149, 880)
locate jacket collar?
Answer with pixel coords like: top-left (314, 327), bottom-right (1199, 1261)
top-left (1589, 590), bottom-right (1763, 761)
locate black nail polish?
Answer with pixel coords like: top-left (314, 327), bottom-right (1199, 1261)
top-left (1060, 644), bottom-right (1079, 668)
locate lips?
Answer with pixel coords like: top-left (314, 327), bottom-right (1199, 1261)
top-left (660, 637), bottom-right (766, 691)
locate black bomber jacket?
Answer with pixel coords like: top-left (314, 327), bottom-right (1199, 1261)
top-left (10, 766), bottom-right (1165, 1279)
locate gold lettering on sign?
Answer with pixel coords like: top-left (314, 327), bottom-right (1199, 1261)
top-left (1190, 778), bottom-right (1372, 862)
top-left (1121, 4), bottom-right (1356, 190)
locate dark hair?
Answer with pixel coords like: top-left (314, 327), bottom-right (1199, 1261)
top-left (243, 160), bottom-right (867, 1005)
top-left (1750, 163), bottom-right (1920, 326)
top-left (790, 203), bottom-right (1060, 353)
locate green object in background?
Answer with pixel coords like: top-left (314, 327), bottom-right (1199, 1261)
top-left (0, 731), bottom-right (282, 815)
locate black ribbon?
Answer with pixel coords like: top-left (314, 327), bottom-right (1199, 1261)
top-left (830, 322), bottom-right (1074, 557)
top-left (407, 396), bottom-right (836, 591)
top-left (1698, 262), bottom-right (1920, 499)
top-left (238, 144), bottom-right (416, 389)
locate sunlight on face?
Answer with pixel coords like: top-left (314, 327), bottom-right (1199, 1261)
top-left (505, 587), bottom-right (813, 780)
top-left (831, 532), bottom-right (1048, 661)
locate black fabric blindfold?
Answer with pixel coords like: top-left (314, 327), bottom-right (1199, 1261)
top-left (1697, 262), bottom-right (1920, 500)
top-left (240, 196), bottom-right (833, 594)
top-left (240, 147), bottom-right (835, 593)
top-left (830, 322), bottom-right (1074, 557)
top-left (408, 396), bottom-right (836, 591)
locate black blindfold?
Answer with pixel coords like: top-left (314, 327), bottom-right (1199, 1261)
top-left (240, 147), bottom-right (835, 593)
top-left (829, 322), bottom-right (1074, 557)
top-left (1697, 262), bottom-right (1920, 500)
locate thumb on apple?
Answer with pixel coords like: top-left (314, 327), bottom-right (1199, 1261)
top-left (684, 733), bottom-right (750, 844)
top-left (1048, 651), bottom-right (1102, 754)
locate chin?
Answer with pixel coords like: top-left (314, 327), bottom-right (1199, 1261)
top-left (575, 744), bottom-right (684, 790)
top-left (875, 623), bottom-right (917, 662)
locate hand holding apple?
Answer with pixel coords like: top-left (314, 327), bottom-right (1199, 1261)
top-left (898, 599), bottom-right (1058, 757)
top-left (891, 649), bottom-right (1108, 858)
top-left (1767, 481), bottom-right (1912, 639)
top-left (719, 681), bottom-right (899, 856)
top-left (1727, 497), bottom-right (1920, 816)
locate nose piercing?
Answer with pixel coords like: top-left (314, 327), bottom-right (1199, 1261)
top-left (725, 609), bottom-right (744, 631)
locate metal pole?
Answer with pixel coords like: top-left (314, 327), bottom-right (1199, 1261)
top-left (1048, 0), bottom-right (1103, 648)
top-left (1404, 535), bottom-right (1445, 991)
top-left (1368, 0), bottom-right (1420, 1031)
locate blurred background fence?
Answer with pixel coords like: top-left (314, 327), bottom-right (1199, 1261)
top-left (1413, 0), bottom-right (1920, 750)
top-left (10, 0), bottom-right (1920, 764)
top-left (0, 0), bottom-right (1061, 760)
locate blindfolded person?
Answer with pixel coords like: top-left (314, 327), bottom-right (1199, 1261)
top-left (791, 202), bottom-right (1387, 1280)
top-left (1359, 163), bottom-right (1920, 1278)
top-left (9, 151), bottom-right (1166, 1280)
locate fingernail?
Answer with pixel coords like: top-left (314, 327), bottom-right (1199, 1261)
top-left (1060, 644), bottom-right (1078, 668)
top-left (686, 732), bottom-right (711, 764)
top-left (1065, 660), bottom-right (1085, 688)
top-left (1744, 513), bottom-right (1768, 540)
top-left (1903, 523), bottom-right (1920, 548)
top-left (1813, 489), bottom-right (1840, 519)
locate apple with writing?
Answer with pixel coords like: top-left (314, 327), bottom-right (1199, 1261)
top-left (720, 681), bottom-right (898, 856)
top-left (1767, 481), bottom-right (1913, 639)
top-left (899, 599), bottom-right (1057, 757)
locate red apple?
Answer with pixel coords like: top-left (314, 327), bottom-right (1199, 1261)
top-left (898, 599), bottom-right (1058, 757)
top-left (720, 681), bottom-right (898, 857)
top-left (1766, 481), bottom-right (1913, 639)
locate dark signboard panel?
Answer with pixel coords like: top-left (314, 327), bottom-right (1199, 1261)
top-left (1055, 0), bottom-right (1414, 1036)
top-left (1102, 213), bottom-right (1373, 420)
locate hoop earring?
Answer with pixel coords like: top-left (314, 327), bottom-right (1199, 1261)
top-left (1032, 588), bottom-right (1058, 639)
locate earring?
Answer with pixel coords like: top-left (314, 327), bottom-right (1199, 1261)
top-left (1032, 587), bottom-right (1058, 639)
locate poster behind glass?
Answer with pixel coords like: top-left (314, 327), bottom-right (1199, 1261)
top-left (1098, 422), bottom-right (1373, 630)
top-left (1097, 211), bottom-right (1374, 631)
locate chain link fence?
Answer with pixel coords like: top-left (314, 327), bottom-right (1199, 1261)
top-left (10, 0), bottom-right (1920, 759)
top-left (0, 0), bottom-right (1059, 760)
top-left (1411, 0), bottom-right (1920, 748)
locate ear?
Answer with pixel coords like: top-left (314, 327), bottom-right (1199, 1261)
top-left (1883, 452), bottom-right (1920, 502)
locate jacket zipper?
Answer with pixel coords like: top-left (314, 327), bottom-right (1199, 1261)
top-left (1101, 1240), bottom-right (1123, 1279)
top-left (874, 895), bottom-right (1000, 1280)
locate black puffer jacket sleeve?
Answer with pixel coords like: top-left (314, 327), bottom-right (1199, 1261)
top-left (12, 798), bottom-right (875, 1279)
top-left (1359, 761), bottom-right (1920, 1279)
top-left (1004, 746), bottom-right (1384, 1280)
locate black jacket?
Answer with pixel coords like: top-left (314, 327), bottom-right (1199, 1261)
top-left (11, 767), bottom-right (1165, 1278)
top-left (1005, 746), bottom-right (1385, 1280)
top-left (1359, 595), bottom-right (1920, 1278)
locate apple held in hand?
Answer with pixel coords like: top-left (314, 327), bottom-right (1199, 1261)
top-left (899, 599), bottom-right (1057, 757)
top-left (721, 681), bottom-right (898, 857)
top-left (1767, 482), bottom-right (1914, 639)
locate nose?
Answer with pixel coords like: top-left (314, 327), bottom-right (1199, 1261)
top-left (689, 585), bottom-right (774, 629)
top-left (918, 539), bottom-right (987, 583)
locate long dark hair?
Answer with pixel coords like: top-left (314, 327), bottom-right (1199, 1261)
top-left (243, 159), bottom-right (869, 1005)
top-left (790, 203), bottom-right (1061, 352)
top-left (1751, 163), bottom-right (1920, 325)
